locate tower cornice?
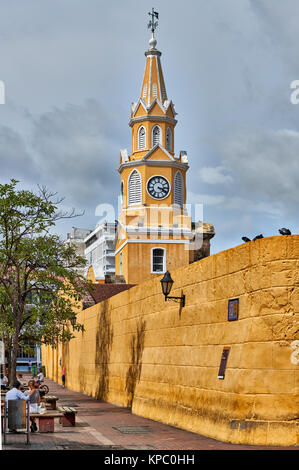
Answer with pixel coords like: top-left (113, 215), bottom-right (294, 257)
top-left (118, 160), bottom-right (189, 174)
top-left (145, 49), bottom-right (161, 58)
top-left (129, 114), bottom-right (177, 128)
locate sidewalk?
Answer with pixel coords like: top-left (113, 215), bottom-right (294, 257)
top-left (2, 375), bottom-right (297, 450)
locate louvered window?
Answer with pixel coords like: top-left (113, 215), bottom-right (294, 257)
top-left (142, 85), bottom-right (147, 99)
top-left (120, 181), bottom-right (124, 204)
top-left (138, 126), bottom-right (146, 149)
top-left (152, 248), bottom-right (165, 273)
top-left (128, 170), bottom-right (142, 205)
top-left (166, 127), bottom-right (172, 151)
top-left (152, 83), bottom-right (157, 99)
top-left (174, 171), bottom-right (184, 207)
top-left (152, 125), bottom-right (161, 147)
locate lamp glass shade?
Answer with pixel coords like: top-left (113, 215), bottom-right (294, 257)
top-left (160, 271), bottom-right (174, 297)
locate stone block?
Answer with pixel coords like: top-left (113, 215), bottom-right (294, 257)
top-left (286, 235), bottom-right (299, 259)
top-left (253, 394), bottom-right (299, 421)
top-left (227, 243), bottom-right (250, 274)
top-left (260, 236), bottom-right (287, 263)
top-left (239, 342), bottom-right (273, 369)
top-left (270, 260), bottom-right (299, 287)
top-left (214, 250), bottom-right (228, 278)
top-left (259, 287), bottom-right (290, 316)
top-left (247, 316), bottom-right (273, 342)
top-left (290, 288), bottom-right (299, 313)
top-left (272, 340), bottom-right (299, 370)
top-left (237, 369), bottom-right (295, 394)
top-left (267, 421), bottom-right (297, 447)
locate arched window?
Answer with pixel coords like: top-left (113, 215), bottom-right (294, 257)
top-left (174, 171), bottom-right (184, 207)
top-left (151, 247), bottom-right (166, 273)
top-left (152, 83), bottom-right (157, 99)
top-left (152, 125), bottom-right (161, 147)
top-left (166, 127), bottom-right (172, 152)
top-left (128, 169), bottom-right (142, 205)
top-left (138, 126), bottom-right (146, 149)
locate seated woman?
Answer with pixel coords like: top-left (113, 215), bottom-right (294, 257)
top-left (1, 373), bottom-right (9, 389)
top-left (25, 380), bottom-right (40, 432)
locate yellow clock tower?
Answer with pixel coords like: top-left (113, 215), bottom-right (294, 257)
top-left (115, 14), bottom-right (193, 285)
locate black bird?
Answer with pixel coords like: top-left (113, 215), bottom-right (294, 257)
top-left (253, 234), bottom-right (264, 241)
top-left (279, 228), bottom-right (291, 236)
top-left (242, 237), bottom-right (251, 243)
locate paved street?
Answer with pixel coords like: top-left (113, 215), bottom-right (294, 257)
top-left (1, 375), bottom-right (297, 451)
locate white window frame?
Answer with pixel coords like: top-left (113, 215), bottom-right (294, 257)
top-left (128, 169), bottom-right (142, 206)
top-left (151, 125), bottom-right (162, 147)
top-left (119, 252), bottom-right (123, 275)
top-left (151, 247), bottom-right (166, 274)
top-left (138, 125), bottom-right (146, 149)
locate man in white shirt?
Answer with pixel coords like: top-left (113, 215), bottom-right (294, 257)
top-left (5, 381), bottom-right (32, 402)
top-left (5, 381), bottom-right (35, 432)
top-left (36, 371), bottom-right (44, 383)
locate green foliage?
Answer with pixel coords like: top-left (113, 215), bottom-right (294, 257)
top-left (0, 180), bottom-right (90, 378)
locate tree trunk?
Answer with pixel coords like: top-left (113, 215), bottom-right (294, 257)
top-left (9, 330), bottom-right (19, 386)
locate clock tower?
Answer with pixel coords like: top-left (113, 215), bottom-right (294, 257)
top-left (115, 13), bottom-right (193, 284)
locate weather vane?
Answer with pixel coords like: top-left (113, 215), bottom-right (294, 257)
top-left (148, 8), bottom-right (159, 34)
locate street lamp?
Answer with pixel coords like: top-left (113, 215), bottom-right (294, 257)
top-left (160, 271), bottom-right (185, 308)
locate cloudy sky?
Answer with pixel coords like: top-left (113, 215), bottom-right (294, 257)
top-left (0, 0), bottom-right (298, 254)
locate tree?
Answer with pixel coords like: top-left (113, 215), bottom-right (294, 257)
top-left (0, 179), bottom-right (89, 384)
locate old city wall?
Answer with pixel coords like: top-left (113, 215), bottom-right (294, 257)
top-left (42, 236), bottom-right (299, 446)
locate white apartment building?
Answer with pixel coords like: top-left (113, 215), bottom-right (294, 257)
top-left (84, 222), bottom-right (117, 281)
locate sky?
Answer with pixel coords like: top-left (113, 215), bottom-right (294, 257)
top-left (0, 0), bottom-right (298, 254)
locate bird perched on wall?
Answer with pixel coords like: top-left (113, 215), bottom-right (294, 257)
top-left (253, 234), bottom-right (264, 241)
top-left (279, 228), bottom-right (291, 235)
top-left (242, 237), bottom-right (251, 243)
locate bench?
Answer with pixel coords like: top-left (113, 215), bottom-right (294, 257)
top-left (41, 395), bottom-right (59, 410)
top-left (57, 406), bottom-right (77, 427)
top-left (30, 411), bottom-right (64, 432)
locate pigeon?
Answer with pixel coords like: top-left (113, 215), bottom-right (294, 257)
top-left (253, 234), bottom-right (264, 241)
top-left (279, 228), bottom-right (291, 236)
top-left (242, 237), bottom-right (251, 243)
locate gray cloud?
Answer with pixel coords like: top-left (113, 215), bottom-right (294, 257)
top-left (31, 99), bottom-right (122, 208)
top-left (0, 0), bottom-right (298, 252)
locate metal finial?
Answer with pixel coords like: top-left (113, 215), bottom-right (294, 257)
top-left (148, 8), bottom-right (159, 34)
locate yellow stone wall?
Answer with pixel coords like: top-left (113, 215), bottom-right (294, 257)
top-left (42, 236), bottom-right (299, 446)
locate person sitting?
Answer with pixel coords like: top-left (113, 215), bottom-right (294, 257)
top-left (17, 373), bottom-right (24, 388)
top-left (1, 373), bottom-right (9, 389)
top-left (5, 381), bottom-right (35, 433)
top-left (5, 380), bottom-right (35, 402)
top-left (36, 370), bottom-right (44, 384)
top-left (25, 380), bottom-right (40, 432)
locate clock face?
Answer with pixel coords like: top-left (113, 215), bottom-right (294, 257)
top-left (147, 176), bottom-right (170, 200)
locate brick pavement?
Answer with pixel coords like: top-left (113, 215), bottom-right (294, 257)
top-left (1, 375), bottom-right (298, 451)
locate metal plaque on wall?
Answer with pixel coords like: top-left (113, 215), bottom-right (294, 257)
top-left (228, 298), bottom-right (239, 321)
top-left (218, 347), bottom-right (231, 379)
